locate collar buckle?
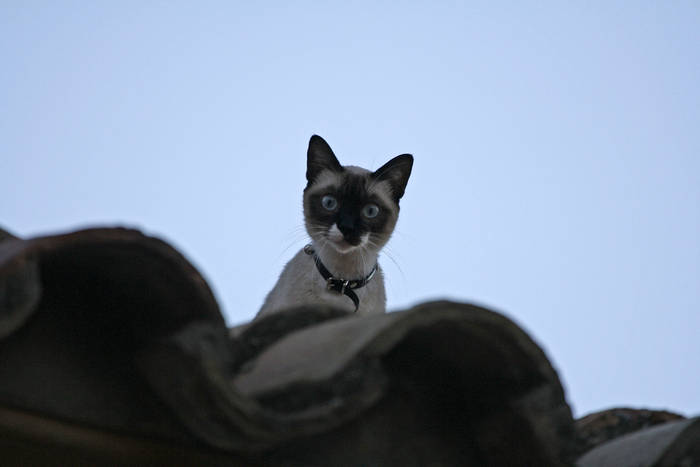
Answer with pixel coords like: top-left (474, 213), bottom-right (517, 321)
top-left (327, 278), bottom-right (350, 295)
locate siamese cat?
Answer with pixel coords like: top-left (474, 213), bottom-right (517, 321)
top-left (257, 135), bottom-right (413, 317)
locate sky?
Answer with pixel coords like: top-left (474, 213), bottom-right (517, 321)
top-left (2, 2), bottom-right (699, 419)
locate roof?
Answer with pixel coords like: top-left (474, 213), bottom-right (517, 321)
top-left (0, 226), bottom-right (696, 466)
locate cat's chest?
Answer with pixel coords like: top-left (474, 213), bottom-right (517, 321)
top-left (286, 252), bottom-right (385, 314)
top-left (257, 249), bottom-right (386, 317)
top-left (304, 268), bottom-right (382, 311)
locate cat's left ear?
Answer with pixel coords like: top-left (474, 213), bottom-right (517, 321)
top-left (373, 154), bottom-right (413, 202)
top-left (307, 135), bottom-right (343, 183)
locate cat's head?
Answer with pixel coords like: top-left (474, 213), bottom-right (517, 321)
top-left (303, 135), bottom-right (413, 255)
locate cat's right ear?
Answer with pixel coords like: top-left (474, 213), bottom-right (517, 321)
top-left (307, 135), bottom-right (343, 183)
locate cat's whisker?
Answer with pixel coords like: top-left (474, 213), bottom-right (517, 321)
top-left (285, 225), bottom-right (312, 239)
top-left (274, 227), bottom-right (319, 263)
top-left (364, 238), bottom-right (405, 279)
top-left (275, 238), bottom-right (307, 261)
top-left (383, 250), bottom-right (405, 279)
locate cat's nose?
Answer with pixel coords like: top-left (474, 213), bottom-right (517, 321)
top-left (338, 213), bottom-right (357, 232)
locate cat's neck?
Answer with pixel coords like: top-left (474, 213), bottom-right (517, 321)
top-left (311, 241), bottom-right (378, 280)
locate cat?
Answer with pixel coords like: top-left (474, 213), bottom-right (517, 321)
top-left (257, 135), bottom-right (413, 317)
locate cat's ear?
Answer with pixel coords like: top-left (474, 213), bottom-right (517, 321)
top-left (307, 135), bottom-right (343, 183)
top-left (373, 154), bottom-right (414, 201)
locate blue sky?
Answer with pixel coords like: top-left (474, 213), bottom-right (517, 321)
top-left (2, 2), bottom-right (699, 418)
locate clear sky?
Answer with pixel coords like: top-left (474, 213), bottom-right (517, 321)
top-left (2, 2), bottom-right (699, 418)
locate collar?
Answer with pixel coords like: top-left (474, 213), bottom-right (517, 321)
top-left (303, 244), bottom-right (377, 312)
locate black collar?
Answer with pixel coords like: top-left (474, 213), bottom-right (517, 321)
top-left (303, 244), bottom-right (377, 312)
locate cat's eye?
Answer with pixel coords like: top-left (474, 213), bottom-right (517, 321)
top-left (321, 195), bottom-right (338, 211)
top-left (362, 204), bottom-right (380, 218)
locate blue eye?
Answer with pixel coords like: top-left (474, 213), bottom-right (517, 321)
top-left (321, 195), bottom-right (338, 211)
top-left (362, 204), bottom-right (379, 218)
